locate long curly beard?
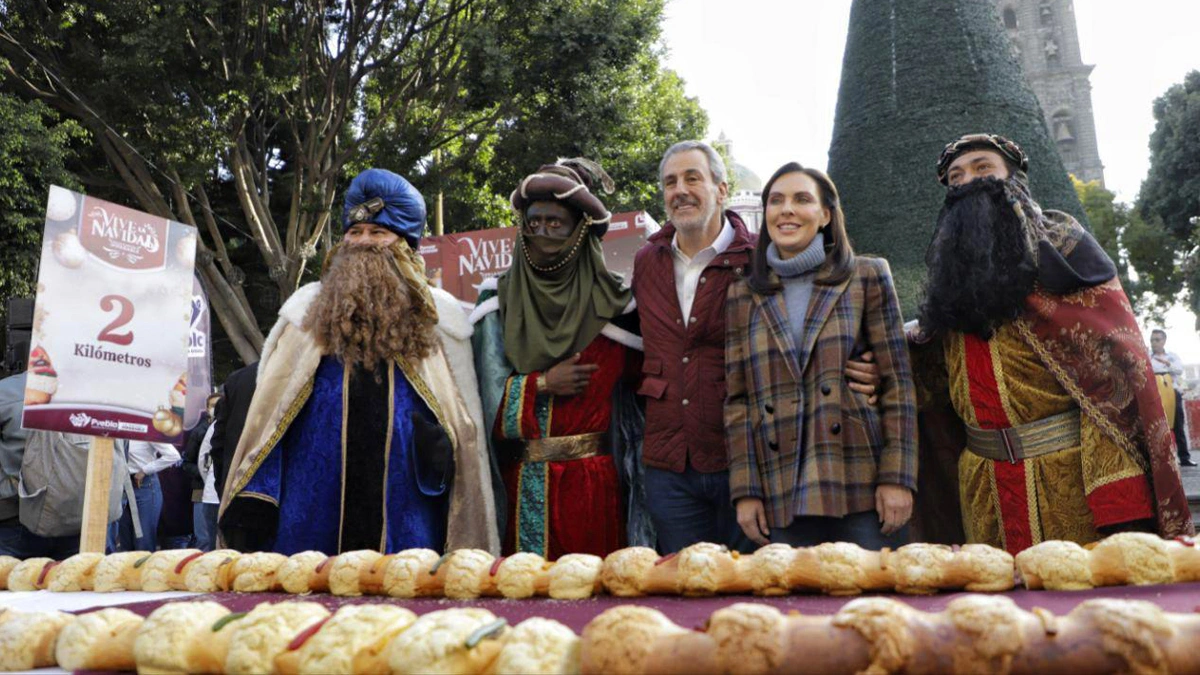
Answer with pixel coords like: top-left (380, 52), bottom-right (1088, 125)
top-left (918, 177), bottom-right (1039, 339)
top-left (304, 242), bottom-right (437, 369)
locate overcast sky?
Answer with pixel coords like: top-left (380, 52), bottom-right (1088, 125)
top-left (661, 0), bottom-right (1200, 361)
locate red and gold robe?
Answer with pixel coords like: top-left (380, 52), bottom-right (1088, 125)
top-left (492, 335), bottom-right (640, 559)
top-left (947, 324), bottom-right (1154, 553)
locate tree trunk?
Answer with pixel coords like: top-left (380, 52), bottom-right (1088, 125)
top-left (170, 176), bottom-right (265, 359)
top-left (197, 263), bottom-right (262, 365)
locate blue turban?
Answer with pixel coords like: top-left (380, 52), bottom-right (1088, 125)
top-left (342, 168), bottom-right (427, 246)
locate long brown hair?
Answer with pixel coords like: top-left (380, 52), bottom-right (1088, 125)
top-left (748, 162), bottom-right (855, 295)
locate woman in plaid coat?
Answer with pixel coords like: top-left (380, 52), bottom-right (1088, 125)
top-left (725, 163), bottom-right (918, 549)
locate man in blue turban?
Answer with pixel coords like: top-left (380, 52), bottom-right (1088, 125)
top-left (219, 169), bottom-right (499, 555)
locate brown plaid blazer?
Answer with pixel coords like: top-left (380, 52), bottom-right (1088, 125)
top-left (725, 256), bottom-right (917, 528)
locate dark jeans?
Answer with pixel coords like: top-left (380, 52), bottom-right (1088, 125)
top-left (644, 465), bottom-right (754, 554)
top-left (0, 520), bottom-right (79, 559)
top-left (107, 473), bottom-right (163, 553)
top-left (770, 510), bottom-right (909, 550)
top-left (1172, 389), bottom-right (1192, 462)
top-left (193, 502), bottom-right (218, 552)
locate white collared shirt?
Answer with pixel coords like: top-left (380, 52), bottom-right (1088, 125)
top-left (127, 441), bottom-right (181, 476)
top-left (671, 217), bottom-right (734, 323)
top-left (1151, 351), bottom-right (1184, 377)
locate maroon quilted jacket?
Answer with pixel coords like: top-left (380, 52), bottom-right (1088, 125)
top-left (632, 210), bottom-right (756, 473)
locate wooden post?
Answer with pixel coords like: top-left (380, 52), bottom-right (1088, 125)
top-left (79, 436), bottom-right (114, 553)
top-left (434, 147), bottom-right (445, 237)
top-left (436, 190), bottom-right (444, 237)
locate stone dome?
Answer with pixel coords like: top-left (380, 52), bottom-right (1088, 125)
top-left (732, 162), bottom-right (762, 193)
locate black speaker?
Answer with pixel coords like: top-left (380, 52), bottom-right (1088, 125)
top-left (6, 299), bottom-right (33, 330)
top-left (4, 298), bottom-right (34, 376)
top-left (4, 330), bottom-right (29, 374)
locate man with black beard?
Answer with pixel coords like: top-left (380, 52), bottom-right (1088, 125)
top-left (218, 168), bottom-right (498, 555)
top-left (909, 134), bottom-right (1193, 553)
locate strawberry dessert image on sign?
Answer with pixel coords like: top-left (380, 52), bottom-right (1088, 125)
top-left (24, 346), bottom-right (58, 406)
top-left (169, 373), bottom-right (187, 418)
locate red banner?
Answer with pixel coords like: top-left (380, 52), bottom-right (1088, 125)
top-left (420, 211), bottom-right (659, 307)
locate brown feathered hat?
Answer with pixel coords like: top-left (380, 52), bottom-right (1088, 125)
top-left (510, 157), bottom-right (616, 238)
top-left (936, 133), bottom-right (1029, 185)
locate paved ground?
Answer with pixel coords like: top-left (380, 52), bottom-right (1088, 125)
top-left (1181, 461), bottom-right (1200, 526)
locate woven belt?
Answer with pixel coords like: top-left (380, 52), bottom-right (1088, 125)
top-left (965, 410), bottom-right (1081, 463)
top-left (523, 432), bottom-right (606, 462)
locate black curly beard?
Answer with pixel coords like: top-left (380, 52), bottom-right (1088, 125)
top-left (918, 177), bottom-right (1038, 339)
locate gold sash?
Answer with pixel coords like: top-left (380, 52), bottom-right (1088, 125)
top-left (522, 432), bottom-right (606, 462)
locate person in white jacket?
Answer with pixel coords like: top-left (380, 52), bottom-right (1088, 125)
top-left (190, 425), bottom-right (220, 551)
top-left (1150, 329), bottom-right (1196, 466)
top-left (108, 440), bottom-right (180, 552)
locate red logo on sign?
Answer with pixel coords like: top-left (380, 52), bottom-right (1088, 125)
top-left (80, 196), bottom-right (168, 270)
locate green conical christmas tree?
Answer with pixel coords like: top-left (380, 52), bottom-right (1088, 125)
top-left (827, 0), bottom-right (1086, 316)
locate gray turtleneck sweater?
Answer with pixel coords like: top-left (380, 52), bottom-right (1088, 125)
top-left (766, 231), bottom-right (826, 351)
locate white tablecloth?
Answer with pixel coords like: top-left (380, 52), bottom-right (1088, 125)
top-left (0, 589), bottom-right (196, 613)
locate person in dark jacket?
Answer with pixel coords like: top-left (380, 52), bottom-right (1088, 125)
top-left (632, 141), bottom-right (756, 554)
top-left (209, 362), bottom-right (257, 502)
top-left (183, 393), bottom-right (221, 551)
top-left (181, 394), bottom-right (220, 494)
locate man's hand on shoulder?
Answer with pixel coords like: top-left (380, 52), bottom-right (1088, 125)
top-left (846, 351), bottom-right (879, 405)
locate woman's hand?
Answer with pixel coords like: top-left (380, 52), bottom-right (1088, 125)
top-left (875, 484), bottom-right (913, 536)
top-left (736, 497), bottom-right (771, 546)
top-left (541, 353), bottom-right (600, 396)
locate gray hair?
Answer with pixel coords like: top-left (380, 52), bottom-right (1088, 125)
top-left (659, 140), bottom-right (727, 185)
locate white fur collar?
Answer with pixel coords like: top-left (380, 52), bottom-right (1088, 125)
top-left (468, 297), bottom-right (499, 326)
top-left (280, 282), bottom-right (321, 328)
top-left (258, 282), bottom-right (320, 381)
top-left (430, 287), bottom-right (471, 340)
top-left (260, 282), bottom-right (472, 381)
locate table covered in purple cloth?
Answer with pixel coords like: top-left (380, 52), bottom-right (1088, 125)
top-left (84, 582), bottom-right (1200, 632)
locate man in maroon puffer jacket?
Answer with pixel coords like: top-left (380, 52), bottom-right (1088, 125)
top-left (633, 141), bottom-right (756, 553)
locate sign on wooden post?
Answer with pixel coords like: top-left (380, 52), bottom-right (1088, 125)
top-left (78, 437), bottom-right (115, 552)
top-left (22, 186), bottom-right (197, 552)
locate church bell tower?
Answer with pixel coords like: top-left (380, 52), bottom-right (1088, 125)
top-left (994, 0), bottom-right (1105, 185)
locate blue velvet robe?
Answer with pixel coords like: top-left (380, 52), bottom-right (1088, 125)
top-left (241, 357), bottom-right (446, 554)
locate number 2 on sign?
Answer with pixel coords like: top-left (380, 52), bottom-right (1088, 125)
top-left (98, 295), bottom-right (134, 345)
